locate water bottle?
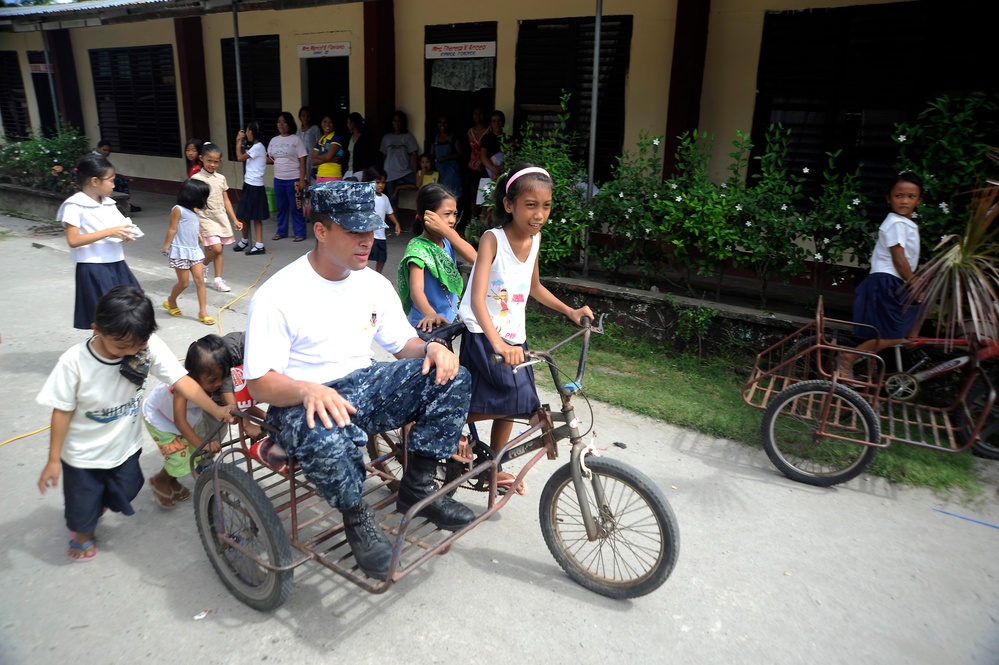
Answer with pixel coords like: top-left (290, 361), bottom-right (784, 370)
top-left (248, 437), bottom-right (289, 475)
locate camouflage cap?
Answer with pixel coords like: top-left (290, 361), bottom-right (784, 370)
top-left (307, 180), bottom-right (387, 232)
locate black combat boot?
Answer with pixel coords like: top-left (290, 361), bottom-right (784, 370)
top-left (341, 501), bottom-right (393, 580)
top-left (397, 454), bottom-right (475, 531)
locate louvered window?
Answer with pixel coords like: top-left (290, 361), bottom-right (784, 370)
top-left (89, 45), bottom-right (180, 157)
top-left (221, 35), bottom-right (281, 160)
top-left (514, 16), bottom-right (633, 182)
top-left (752, 0), bottom-right (999, 202)
top-left (0, 51), bottom-right (31, 140)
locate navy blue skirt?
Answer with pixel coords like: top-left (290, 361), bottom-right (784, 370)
top-left (853, 272), bottom-right (918, 339)
top-left (74, 261), bottom-right (142, 330)
top-left (236, 183), bottom-right (270, 221)
top-left (459, 330), bottom-right (541, 416)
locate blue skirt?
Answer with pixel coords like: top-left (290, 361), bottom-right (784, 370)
top-left (853, 272), bottom-right (918, 339)
top-left (74, 261), bottom-right (142, 330)
top-left (236, 183), bottom-right (270, 221)
top-left (459, 330), bottom-right (541, 416)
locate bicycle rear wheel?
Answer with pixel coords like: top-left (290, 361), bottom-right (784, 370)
top-left (762, 380), bottom-right (879, 486)
top-left (539, 457), bottom-right (679, 599)
top-left (960, 375), bottom-right (999, 459)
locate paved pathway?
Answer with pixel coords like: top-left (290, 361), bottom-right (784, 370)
top-left (1, 202), bottom-right (998, 664)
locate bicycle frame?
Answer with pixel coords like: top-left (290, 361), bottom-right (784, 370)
top-left (195, 315), bottom-right (610, 591)
top-left (889, 336), bottom-right (999, 384)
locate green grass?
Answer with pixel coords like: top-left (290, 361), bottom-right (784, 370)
top-left (526, 312), bottom-right (985, 495)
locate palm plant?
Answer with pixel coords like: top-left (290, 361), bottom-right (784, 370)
top-left (909, 184), bottom-right (999, 347)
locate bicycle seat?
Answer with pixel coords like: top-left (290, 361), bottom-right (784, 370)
top-left (417, 321), bottom-right (467, 344)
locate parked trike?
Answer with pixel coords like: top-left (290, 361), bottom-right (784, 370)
top-left (742, 298), bottom-right (998, 486)
top-left (191, 315), bottom-right (680, 610)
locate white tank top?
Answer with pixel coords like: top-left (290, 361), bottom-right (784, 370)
top-left (459, 227), bottom-right (539, 345)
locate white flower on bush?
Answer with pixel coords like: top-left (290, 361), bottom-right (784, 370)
top-left (560, 218), bottom-right (567, 225)
top-left (780, 204), bottom-right (788, 211)
top-left (652, 138), bottom-right (661, 146)
top-left (802, 167), bottom-right (810, 174)
top-left (627, 208), bottom-right (633, 214)
top-left (912, 211), bottom-right (919, 219)
top-left (852, 198), bottom-right (861, 206)
top-left (939, 202), bottom-right (950, 214)
top-left (675, 196), bottom-right (681, 202)
top-left (897, 135), bottom-right (907, 143)
top-left (670, 182), bottom-right (678, 190)
top-left (835, 223), bottom-right (841, 230)
top-left (653, 193), bottom-right (658, 199)
top-left (588, 210), bottom-right (594, 219)
top-left (735, 204), bottom-right (742, 212)
top-left (846, 205), bottom-right (852, 211)
top-left (619, 192), bottom-right (624, 198)
top-left (745, 221), bottom-right (752, 227)
top-left (721, 182), bottom-right (728, 189)
top-left (814, 253), bottom-right (822, 261)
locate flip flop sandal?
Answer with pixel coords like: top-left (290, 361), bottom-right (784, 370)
top-left (68, 538), bottom-right (98, 562)
top-left (198, 315), bottom-right (216, 326)
top-left (293, 236), bottom-right (306, 242)
top-left (272, 234), bottom-right (286, 241)
top-left (162, 301), bottom-right (182, 317)
top-left (173, 486), bottom-right (192, 502)
top-left (149, 478), bottom-right (177, 510)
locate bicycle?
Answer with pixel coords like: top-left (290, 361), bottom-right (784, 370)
top-left (779, 315), bottom-right (999, 459)
top-left (192, 314), bottom-right (680, 610)
top-left (743, 298), bottom-right (997, 486)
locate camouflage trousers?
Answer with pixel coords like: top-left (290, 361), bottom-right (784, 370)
top-left (265, 359), bottom-right (471, 511)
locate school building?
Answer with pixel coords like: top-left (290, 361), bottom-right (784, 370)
top-left (0, 0), bottom-right (991, 194)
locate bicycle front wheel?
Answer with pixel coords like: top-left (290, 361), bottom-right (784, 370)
top-left (539, 457), bottom-right (679, 599)
top-left (762, 380), bottom-right (879, 486)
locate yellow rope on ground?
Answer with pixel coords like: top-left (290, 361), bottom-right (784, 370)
top-left (1, 249), bottom-right (277, 447)
top-left (0, 426), bottom-right (50, 447)
top-left (213, 247), bottom-right (274, 333)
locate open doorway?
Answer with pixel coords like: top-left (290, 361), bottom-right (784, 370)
top-left (303, 55), bottom-right (349, 126)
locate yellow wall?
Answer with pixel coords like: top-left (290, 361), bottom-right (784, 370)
top-left (199, 3), bottom-right (364, 186)
top-left (701, 0), bottom-right (908, 179)
top-left (66, 18), bottom-right (180, 182)
top-left (393, 0), bottom-right (677, 159)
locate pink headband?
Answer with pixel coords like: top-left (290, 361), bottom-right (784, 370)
top-left (505, 166), bottom-right (551, 190)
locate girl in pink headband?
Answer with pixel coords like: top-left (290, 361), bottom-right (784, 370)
top-left (456, 162), bottom-right (593, 495)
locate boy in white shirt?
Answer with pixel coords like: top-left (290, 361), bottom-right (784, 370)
top-left (36, 286), bottom-right (234, 561)
top-left (363, 166), bottom-right (402, 274)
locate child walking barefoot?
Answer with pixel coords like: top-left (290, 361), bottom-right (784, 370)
top-left (36, 287), bottom-right (234, 560)
top-left (60, 154), bottom-right (142, 330)
top-left (142, 335), bottom-right (233, 508)
top-left (162, 179), bottom-right (214, 325)
top-left (397, 183), bottom-right (476, 331)
top-left (457, 163), bottom-right (593, 494)
top-left (192, 142), bottom-right (242, 292)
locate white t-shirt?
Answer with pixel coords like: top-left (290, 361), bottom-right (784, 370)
top-left (35, 334), bottom-right (188, 468)
top-left (142, 381), bottom-right (203, 435)
top-left (379, 132), bottom-right (419, 181)
top-left (870, 212), bottom-right (920, 278)
top-left (58, 191), bottom-right (128, 264)
top-left (267, 134), bottom-right (308, 181)
top-left (458, 227), bottom-right (539, 345)
top-left (243, 142), bottom-right (267, 186)
top-left (373, 193), bottom-right (394, 241)
top-left (244, 254), bottom-right (417, 385)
